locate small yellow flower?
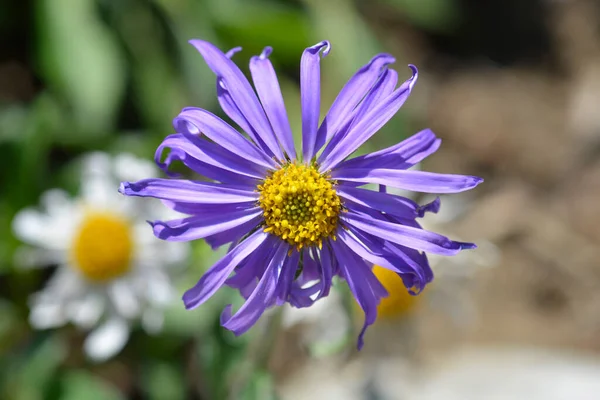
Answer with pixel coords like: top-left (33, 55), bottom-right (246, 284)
top-left (371, 266), bottom-right (420, 319)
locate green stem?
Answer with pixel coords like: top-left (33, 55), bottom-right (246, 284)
top-left (228, 307), bottom-right (283, 400)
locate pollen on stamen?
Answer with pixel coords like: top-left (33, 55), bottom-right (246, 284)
top-left (258, 163), bottom-right (341, 249)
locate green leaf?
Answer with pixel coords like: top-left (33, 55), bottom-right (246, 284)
top-left (141, 362), bottom-right (186, 400)
top-left (59, 371), bottom-right (124, 400)
top-left (382, 0), bottom-right (461, 32)
top-left (301, 0), bottom-right (382, 89)
top-left (1, 333), bottom-right (66, 400)
top-left (36, 0), bottom-right (126, 139)
top-left (238, 370), bottom-right (278, 400)
top-left (210, 0), bottom-right (311, 64)
top-left (0, 106), bottom-right (28, 144)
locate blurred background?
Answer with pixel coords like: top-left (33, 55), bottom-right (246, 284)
top-left (2, 0), bottom-right (600, 399)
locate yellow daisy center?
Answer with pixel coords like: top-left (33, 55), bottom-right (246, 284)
top-left (258, 163), bottom-right (341, 250)
top-left (71, 212), bottom-right (134, 282)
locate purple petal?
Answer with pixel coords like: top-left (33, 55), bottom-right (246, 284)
top-left (338, 186), bottom-right (420, 219)
top-left (274, 249), bottom-right (300, 306)
top-left (338, 228), bottom-right (429, 291)
top-left (225, 47), bottom-right (242, 58)
top-left (343, 211), bottom-right (464, 255)
top-left (225, 265), bottom-right (257, 290)
top-left (120, 178), bottom-right (259, 204)
top-left (319, 65), bottom-right (418, 172)
top-left (204, 213), bottom-right (264, 249)
top-left (417, 197), bottom-right (441, 217)
top-left (315, 245), bottom-right (333, 300)
top-left (335, 128), bottom-right (440, 171)
top-left (319, 69), bottom-right (399, 162)
top-left (346, 69), bottom-right (399, 132)
top-left (332, 168), bottom-right (483, 193)
top-left (216, 77), bottom-right (263, 147)
top-left (385, 242), bottom-right (434, 292)
top-left (226, 243), bottom-right (277, 289)
top-left (160, 200), bottom-right (257, 215)
top-left (154, 134), bottom-right (260, 186)
top-left (151, 207), bottom-right (262, 242)
top-left (331, 239), bottom-right (387, 350)
top-left (189, 40), bottom-right (284, 160)
top-left (314, 53), bottom-right (396, 151)
top-left (174, 108), bottom-right (277, 169)
top-left (288, 281), bottom-right (321, 308)
top-left (182, 229), bottom-right (269, 309)
top-left (250, 47), bottom-right (297, 160)
top-left (221, 240), bottom-right (289, 335)
top-left (301, 40), bottom-right (330, 161)
top-left (183, 130), bottom-right (268, 178)
top-left (297, 248), bottom-right (320, 285)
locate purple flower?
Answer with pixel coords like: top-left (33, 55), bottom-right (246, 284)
top-left (120, 40), bottom-right (482, 349)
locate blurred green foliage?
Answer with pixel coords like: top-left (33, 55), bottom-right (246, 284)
top-left (0, 0), bottom-right (458, 398)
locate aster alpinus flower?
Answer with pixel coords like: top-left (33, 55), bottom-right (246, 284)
top-left (12, 153), bottom-right (188, 361)
top-left (120, 40), bottom-right (483, 349)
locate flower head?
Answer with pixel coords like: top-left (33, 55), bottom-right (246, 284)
top-left (12, 153), bottom-right (188, 361)
top-left (120, 40), bottom-right (482, 349)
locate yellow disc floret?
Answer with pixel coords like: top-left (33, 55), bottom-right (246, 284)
top-left (71, 212), bottom-right (134, 282)
top-left (258, 163), bottom-right (341, 250)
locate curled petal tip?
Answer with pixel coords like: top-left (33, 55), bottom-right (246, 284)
top-left (417, 197), bottom-right (441, 217)
top-left (188, 39), bottom-right (208, 50)
top-left (373, 53), bottom-right (396, 67)
top-left (259, 46), bottom-right (273, 59)
top-left (119, 181), bottom-right (141, 195)
top-left (309, 40), bottom-right (331, 56)
top-left (322, 40), bottom-right (331, 56)
top-left (468, 176), bottom-right (484, 190)
top-left (407, 64), bottom-right (419, 89)
top-left (182, 291), bottom-right (199, 310)
top-left (220, 304), bottom-right (233, 324)
top-left (225, 46), bottom-right (242, 59)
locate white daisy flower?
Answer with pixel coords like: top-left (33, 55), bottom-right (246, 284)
top-left (12, 152), bottom-right (189, 362)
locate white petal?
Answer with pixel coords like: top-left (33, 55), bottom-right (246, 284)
top-left (69, 292), bottom-right (105, 329)
top-left (141, 308), bottom-right (164, 334)
top-left (45, 266), bottom-right (87, 299)
top-left (84, 317), bottom-right (130, 362)
top-left (12, 189), bottom-right (79, 253)
top-left (80, 174), bottom-right (120, 210)
top-left (135, 223), bottom-right (189, 266)
top-left (29, 301), bottom-right (67, 329)
top-left (132, 221), bottom-right (159, 248)
top-left (107, 280), bottom-right (140, 319)
top-left (82, 152), bottom-right (112, 176)
top-left (159, 241), bottom-right (190, 265)
top-left (12, 209), bottom-right (67, 250)
top-left (113, 153), bottom-right (156, 182)
top-left (40, 189), bottom-right (75, 217)
top-left (13, 246), bottom-right (65, 269)
top-left (144, 270), bottom-right (175, 306)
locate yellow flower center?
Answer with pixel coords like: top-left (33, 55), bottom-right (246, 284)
top-left (71, 212), bottom-right (134, 282)
top-left (373, 265), bottom-right (419, 319)
top-left (258, 163), bottom-right (341, 250)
